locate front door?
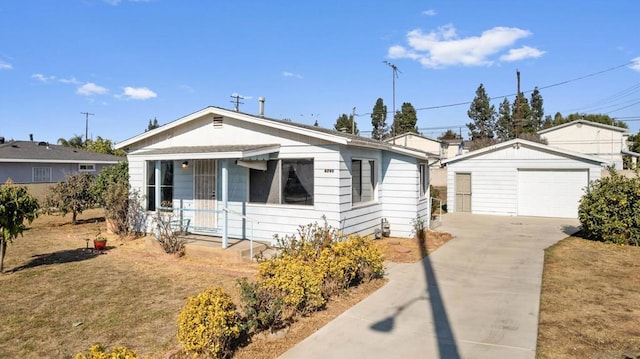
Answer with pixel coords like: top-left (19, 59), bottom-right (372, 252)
top-left (455, 173), bottom-right (472, 213)
top-left (193, 159), bottom-right (217, 231)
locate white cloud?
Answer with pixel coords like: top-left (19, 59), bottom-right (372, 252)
top-left (630, 57), bottom-right (640, 72)
top-left (283, 71), bottom-right (303, 79)
top-left (388, 24), bottom-right (543, 68)
top-left (59, 77), bottom-right (81, 84)
top-left (0, 61), bottom-right (12, 70)
top-left (422, 9), bottom-right (437, 16)
top-left (500, 46), bottom-right (546, 62)
top-left (121, 86), bottom-right (157, 100)
top-left (77, 82), bottom-right (108, 96)
top-left (32, 73), bottom-right (56, 83)
top-left (104, 0), bottom-right (150, 5)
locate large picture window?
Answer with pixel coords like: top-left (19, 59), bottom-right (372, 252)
top-left (249, 159), bottom-right (314, 206)
top-left (352, 159), bottom-right (375, 204)
top-left (146, 160), bottom-right (174, 211)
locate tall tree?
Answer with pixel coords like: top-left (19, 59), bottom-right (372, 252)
top-left (334, 113), bottom-right (358, 135)
top-left (529, 87), bottom-right (544, 132)
top-left (146, 117), bottom-right (159, 132)
top-left (370, 98), bottom-right (388, 140)
top-left (495, 97), bottom-right (514, 141)
top-left (512, 92), bottom-right (532, 136)
top-left (466, 84), bottom-right (496, 140)
top-left (393, 102), bottom-right (418, 136)
top-left (0, 180), bottom-right (39, 272)
top-left (57, 134), bottom-right (84, 148)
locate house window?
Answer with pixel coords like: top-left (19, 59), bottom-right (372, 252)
top-left (32, 167), bottom-right (52, 182)
top-left (419, 163), bottom-right (428, 198)
top-left (249, 159), bottom-right (314, 205)
top-left (146, 160), bottom-right (174, 211)
top-left (78, 163), bottom-right (96, 172)
top-left (352, 159), bottom-right (375, 204)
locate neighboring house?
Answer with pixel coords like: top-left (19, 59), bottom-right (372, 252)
top-left (538, 119), bottom-right (639, 169)
top-left (385, 132), bottom-right (465, 165)
top-left (0, 138), bottom-right (124, 199)
top-left (442, 138), bottom-right (609, 219)
top-left (115, 106), bottom-right (431, 245)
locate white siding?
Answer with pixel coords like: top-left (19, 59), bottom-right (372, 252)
top-left (446, 145), bottom-right (603, 216)
top-left (380, 152), bottom-right (422, 237)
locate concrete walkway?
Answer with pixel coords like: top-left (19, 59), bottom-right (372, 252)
top-left (280, 213), bottom-right (579, 359)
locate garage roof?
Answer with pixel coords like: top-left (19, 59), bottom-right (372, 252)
top-left (441, 138), bottom-right (611, 166)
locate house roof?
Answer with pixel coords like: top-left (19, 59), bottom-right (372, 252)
top-left (441, 138), bottom-right (611, 166)
top-left (385, 132), bottom-right (443, 144)
top-left (0, 140), bottom-right (124, 164)
top-left (538, 119), bottom-right (629, 135)
top-left (115, 106), bottom-right (433, 160)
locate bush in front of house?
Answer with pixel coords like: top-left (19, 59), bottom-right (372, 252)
top-left (74, 344), bottom-right (140, 359)
top-left (177, 287), bottom-right (240, 359)
top-left (578, 168), bottom-right (640, 245)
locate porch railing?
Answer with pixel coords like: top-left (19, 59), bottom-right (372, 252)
top-left (223, 207), bottom-right (260, 259)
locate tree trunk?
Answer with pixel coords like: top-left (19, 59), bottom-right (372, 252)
top-left (0, 239), bottom-right (6, 273)
top-left (72, 211), bottom-right (77, 225)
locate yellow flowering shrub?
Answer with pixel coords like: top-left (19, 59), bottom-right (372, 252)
top-left (74, 344), bottom-right (140, 359)
top-left (176, 287), bottom-right (240, 358)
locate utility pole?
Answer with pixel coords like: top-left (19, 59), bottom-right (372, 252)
top-left (515, 70), bottom-right (521, 138)
top-left (383, 61), bottom-right (401, 144)
top-left (351, 107), bottom-right (356, 135)
top-left (80, 112), bottom-right (94, 144)
top-left (230, 94), bottom-right (244, 111)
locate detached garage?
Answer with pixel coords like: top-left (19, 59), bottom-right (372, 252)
top-left (442, 139), bottom-right (609, 218)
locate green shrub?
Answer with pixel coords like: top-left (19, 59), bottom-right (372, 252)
top-left (74, 344), bottom-right (140, 359)
top-left (579, 169), bottom-right (640, 245)
top-left (236, 277), bottom-right (287, 334)
top-left (177, 287), bottom-right (240, 358)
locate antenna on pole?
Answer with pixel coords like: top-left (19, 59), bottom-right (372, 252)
top-left (383, 61), bottom-right (401, 144)
top-left (515, 70), bottom-right (521, 138)
top-left (351, 107), bottom-right (356, 135)
top-left (80, 112), bottom-right (95, 145)
top-left (230, 94), bottom-right (244, 112)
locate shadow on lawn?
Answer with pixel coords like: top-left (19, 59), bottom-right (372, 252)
top-left (9, 248), bottom-right (104, 273)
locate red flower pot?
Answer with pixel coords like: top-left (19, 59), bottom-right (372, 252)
top-left (94, 239), bottom-right (107, 250)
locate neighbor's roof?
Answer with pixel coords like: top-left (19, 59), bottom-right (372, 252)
top-left (441, 138), bottom-right (611, 166)
top-left (115, 106), bottom-right (434, 160)
top-left (538, 119), bottom-right (629, 135)
top-left (384, 132), bottom-right (443, 144)
top-left (0, 140), bottom-right (124, 163)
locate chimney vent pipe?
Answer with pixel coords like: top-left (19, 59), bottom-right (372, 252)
top-left (29, 133), bottom-right (33, 141)
top-left (258, 97), bottom-right (265, 117)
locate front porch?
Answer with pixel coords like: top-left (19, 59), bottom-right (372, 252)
top-left (147, 233), bottom-right (274, 262)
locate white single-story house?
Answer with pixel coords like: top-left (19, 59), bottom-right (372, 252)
top-left (385, 132), bottom-right (466, 165)
top-left (441, 138), bottom-right (610, 218)
top-left (115, 105), bottom-right (432, 245)
top-left (538, 119), bottom-right (639, 169)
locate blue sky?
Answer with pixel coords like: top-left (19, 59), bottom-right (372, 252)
top-left (1, 1), bottom-right (639, 144)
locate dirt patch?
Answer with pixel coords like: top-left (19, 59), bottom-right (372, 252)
top-left (537, 237), bottom-right (640, 358)
top-left (0, 209), bottom-right (453, 358)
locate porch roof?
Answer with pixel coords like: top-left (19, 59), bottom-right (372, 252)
top-left (128, 144), bottom-right (280, 160)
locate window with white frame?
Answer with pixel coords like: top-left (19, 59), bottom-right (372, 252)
top-left (32, 167), bottom-right (52, 182)
top-left (352, 159), bottom-right (375, 204)
top-left (249, 159), bottom-right (314, 205)
top-left (78, 163), bottom-right (96, 172)
top-left (419, 163), bottom-right (428, 198)
top-left (146, 160), bottom-right (174, 211)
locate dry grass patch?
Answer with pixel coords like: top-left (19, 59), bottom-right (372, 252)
top-left (374, 231), bottom-right (453, 263)
top-left (537, 237), bottom-right (640, 359)
top-left (2, 209), bottom-right (436, 359)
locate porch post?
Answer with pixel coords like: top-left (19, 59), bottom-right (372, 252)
top-left (222, 159), bottom-right (229, 249)
top-left (154, 160), bottom-right (161, 239)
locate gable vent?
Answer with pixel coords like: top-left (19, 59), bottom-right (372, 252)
top-left (213, 116), bottom-right (223, 128)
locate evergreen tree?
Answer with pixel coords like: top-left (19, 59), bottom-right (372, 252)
top-left (530, 87), bottom-right (544, 132)
top-left (495, 98), bottom-right (514, 141)
top-left (512, 92), bottom-right (532, 135)
top-left (334, 113), bottom-right (358, 135)
top-left (393, 102), bottom-right (418, 136)
top-left (371, 98), bottom-right (388, 140)
top-left (146, 117), bottom-right (159, 132)
top-left (466, 84), bottom-right (496, 140)
top-left (438, 129), bottom-right (462, 140)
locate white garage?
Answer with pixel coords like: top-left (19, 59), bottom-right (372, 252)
top-left (442, 139), bottom-right (609, 218)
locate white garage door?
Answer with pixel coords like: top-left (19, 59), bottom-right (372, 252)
top-left (517, 169), bottom-right (588, 218)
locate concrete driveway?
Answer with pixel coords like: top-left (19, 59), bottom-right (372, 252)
top-left (280, 213), bottom-right (579, 359)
